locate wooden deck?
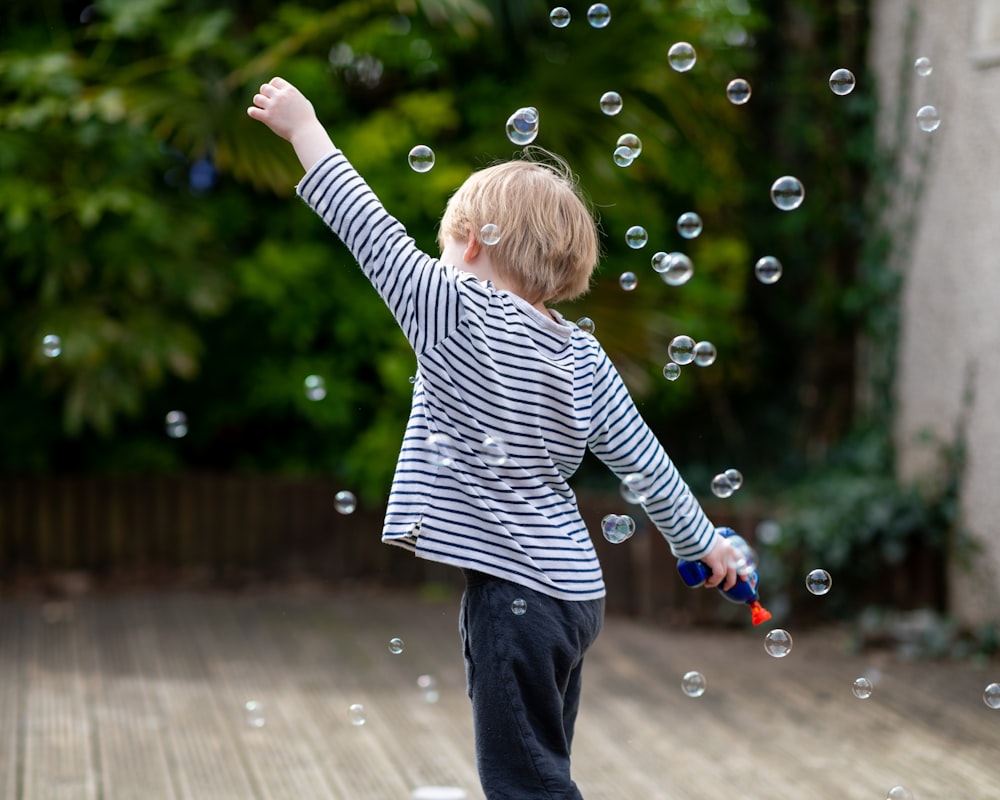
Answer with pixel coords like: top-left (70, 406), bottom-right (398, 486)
top-left (0, 584), bottom-right (996, 799)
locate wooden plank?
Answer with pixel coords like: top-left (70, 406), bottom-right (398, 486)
top-left (0, 600), bottom-right (23, 800)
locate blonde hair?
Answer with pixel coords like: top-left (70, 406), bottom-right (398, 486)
top-left (438, 148), bottom-right (600, 304)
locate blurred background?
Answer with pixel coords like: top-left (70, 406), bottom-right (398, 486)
top-left (0, 0), bottom-right (996, 652)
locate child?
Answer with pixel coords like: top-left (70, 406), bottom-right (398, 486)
top-left (248, 77), bottom-right (742, 800)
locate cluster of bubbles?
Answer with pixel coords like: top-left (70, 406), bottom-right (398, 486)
top-left (661, 334), bottom-right (717, 382)
top-left (335, 490), bottom-right (357, 514)
top-left (506, 106), bottom-right (540, 145)
top-left (613, 132), bottom-right (642, 168)
top-left (549, 5), bottom-right (612, 29)
top-left (600, 513), bottom-right (636, 544)
top-left (710, 467), bottom-right (743, 499)
top-left (652, 251), bottom-right (694, 287)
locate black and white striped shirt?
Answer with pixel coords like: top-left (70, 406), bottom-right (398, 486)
top-left (298, 150), bottom-right (719, 601)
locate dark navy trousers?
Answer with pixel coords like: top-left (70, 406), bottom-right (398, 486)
top-left (460, 570), bottom-right (605, 800)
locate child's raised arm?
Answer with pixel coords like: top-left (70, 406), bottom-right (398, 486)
top-left (247, 77), bottom-right (336, 172)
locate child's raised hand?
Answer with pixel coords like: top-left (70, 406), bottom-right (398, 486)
top-left (247, 77), bottom-right (336, 172)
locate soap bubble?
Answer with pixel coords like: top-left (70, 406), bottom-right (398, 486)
top-left (651, 251), bottom-right (669, 273)
top-left (668, 41), bottom-right (697, 72)
top-left (576, 317), bottom-right (595, 334)
top-left (426, 432), bottom-right (455, 467)
top-left (754, 255), bottom-right (783, 284)
top-left (244, 700), bottom-right (266, 728)
top-left (681, 671), bottom-right (706, 698)
top-left (620, 472), bottom-right (650, 504)
top-left (506, 107), bottom-right (539, 145)
top-left (304, 374), bottom-right (327, 401)
top-left (662, 253), bottom-right (694, 286)
top-left (756, 519), bottom-right (781, 545)
top-left (914, 56), bottom-right (932, 76)
top-left (625, 226), bottom-right (648, 249)
top-left (984, 682), bottom-right (1000, 709)
top-left (662, 362), bottom-right (682, 381)
top-left (616, 133), bottom-right (642, 158)
top-left (480, 223), bottom-right (501, 245)
top-left (601, 513), bottom-right (636, 544)
top-left (349, 703), bottom-right (367, 726)
top-left (724, 469), bottom-right (743, 490)
top-left (549, 6), bottom-right (571, 28)
top-left (388, 637), bottom-right (404, 655)
top-left (693, 341), bottom-right (717, 367)
top-left (726, 78), bottom-right (752, 105)
top-left (511, 598), bottom-right (528, 615)
top-left (619, 271), bottom-right (638, 291)
top-left (676, 212), bottom-right (703, 239)
top-left (916, 104), bottom-right (940, 132)
top-left (586, 3), bottom-right (611, 28)
top-left (805, 568), bottom-right (832, 595)
top-left (711, 473), bottom-right (734, 499)
top-left (417, 674), bottom-right (439, 703)
top-left (770, 175), bottom-right (805, 211)
top-left (480, 435), bottom-right (508, 466)
top-left (885, 787), bottom-right (913, 800)
top-left (829, 68), bottom-right (856, 95)
top-left (165, 410), bottom-right (188, 439)
top-left (599, 91), bottom-right (623, 116)
top-left (852, 676), bottom-right (873, 699)
top-left (668, 335), bottom-right (696, 365)
top-left (613, 146), bottom-right (634, 167)
top-left (764, 629), bottom-right (793, 658)
top-left (407, 144), bottom-right (435, 173)
top-left (42, 334), bottom-right (62, 358)
top-left (335, 490), bottom-right (357, 514)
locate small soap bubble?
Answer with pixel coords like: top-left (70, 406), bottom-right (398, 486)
top-left (681, 671), bottom-right (706, 698)
top-left (676, 212), bottom-right (703, 239)
top-left (388, 637), bottom-right (405, 655)
top-left (770, 175), bottom-right (805, 211)
top-left (599, 91), bottom-right (623, 116)
top-left (601, 513), bottom-right (636, 544)
top-left (651, 251), bottom-right (669, 274)
top-left (480, 223), bottom-right (501, 245)
top-left (408, 144), bottom-right (435, 173)
top-left (480, 435), bottom-right (508, 466)
top-left (244, 700), bottom-right (266, 728)
top-left (620, 473), bottom-right (650, 504)
top-left (506, 107), bottom-right (540, 145)
top-left (984, 682), bottom-right (1000, 709)
top-left (662, 253), bottom-right (694, 286)
top-left (754, 255), bottom-right (783, 284)
top-left (662, 362), bottom-right (682, 381)
top-left (693, 341), bottom-right (717, 367)
top-left (625, 226), bottom-right (648, 249)
top-left (726, 78), bottom-right (752, 105)
top-left (511, 598), bottom-right (528, 615)
top-left (756, 519), bottom-right (781, 545)
top-left (724, 468), bottom-right (743, 490)
top-left (829, 68), bottom-right (856, 96)
top-left (349, 703), bottom-right (367, 726)
top-left (764, 629), bottom-right (793, 658)
top-left (426, 432), bottom-right (456, 467)
top-left (42, 334), bottom-right (62, 358)
top-left (335, 490), bottom-right (358, 514)
top-left (668, 41), bottom-right (697, 72)
top-left (885, 787), bottom-right (913, 800)
top-left (668, 334), bottom-right (696, 365)
top-left (619, 271), bottom-right (638, 292)
top-left (852, 676), bottom-right (873, 699)
top-left (165, 410), bottom-right (188, 439)
top-left (576, 317), bottom-right (595, 334)
top-left (676, 491), bottom-right (697, 519)
top-left (616, 133), bottom-right (642, 158)
top-left (805, 568), bottom-right (832, 595)
top-left (613, 146), bottom-right (634, 167)
top-left (916, 104), bottom-right (940, 132)
top-left (417, 674), bottom-right (439, 703)
top-left (914, 56), bottom-right (932, 77)
top-left (304, 374), bottom-right (327, 401)
top-left (711, 473), bottom-right (734, 499)
top-left (549, 6), bottom-right (571, 28)
top-left (586, 3), bottom-right (611, 28)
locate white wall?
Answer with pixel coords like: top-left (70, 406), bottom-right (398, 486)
top-left (871, 0), bottom-right (1000, 624)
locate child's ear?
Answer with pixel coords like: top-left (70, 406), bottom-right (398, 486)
top-left (463, 228), bottom-right (482, 263)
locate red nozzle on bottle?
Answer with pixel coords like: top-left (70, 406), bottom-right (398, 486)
top-left (749, 600), bottom-right (772, 626)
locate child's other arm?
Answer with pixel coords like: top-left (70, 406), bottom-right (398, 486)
top-left (247, 77), bottom-right (335, 173)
